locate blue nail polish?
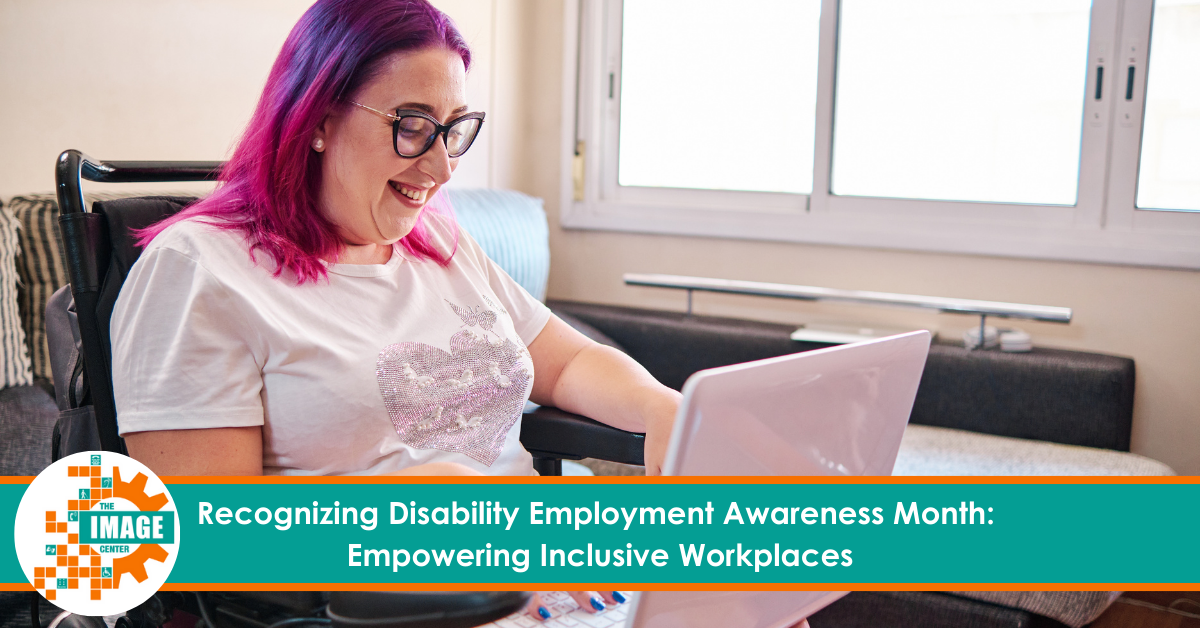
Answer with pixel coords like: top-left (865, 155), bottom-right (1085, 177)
top-left (591, 597), bottom-right (606, 611)
top-left (612, 592), bottom-right (627, 604)
top-left (538, 606), bottom-right (551, 619)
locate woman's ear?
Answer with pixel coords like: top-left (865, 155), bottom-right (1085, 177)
top-left (312, 117), bottom-right (330, 152)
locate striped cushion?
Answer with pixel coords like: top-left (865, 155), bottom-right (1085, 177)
top-left (8, 192), bottom-right (187, 383)
top-left (447, 188), bottom-right (550, 302)
top-left (8, 194), bottom-right (67, 384)
top-left (0, 200), bottom-right (34, 388)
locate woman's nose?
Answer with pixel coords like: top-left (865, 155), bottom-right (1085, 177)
top-left (418, 136), bottom-right (455, 184)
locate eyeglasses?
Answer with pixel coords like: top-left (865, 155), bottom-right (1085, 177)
top-left (350, 101), bottom-right (485, 159)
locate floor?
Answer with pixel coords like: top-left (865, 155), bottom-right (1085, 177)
top-left (1089, 592), bottom-right (1200, 628)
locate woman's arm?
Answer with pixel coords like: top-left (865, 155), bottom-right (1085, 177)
top-left (526, 315), bottom-right (681, 475)
top-left (125, 427), bottom-right (265, 476)
top-left (125, 428), bottom-right (480, 476)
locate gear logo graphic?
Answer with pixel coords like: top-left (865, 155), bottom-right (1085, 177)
top-left (13, 452), bottom-right (180, 615)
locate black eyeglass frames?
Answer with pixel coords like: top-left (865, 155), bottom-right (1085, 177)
top-left (350, 101), bottom-right (485, 159)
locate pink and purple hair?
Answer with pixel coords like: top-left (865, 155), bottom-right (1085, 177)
top-left (138, 0), bottom-right (470, 282)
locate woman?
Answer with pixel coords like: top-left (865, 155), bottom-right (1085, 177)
top-left (112, 0), bottom-right (677, 475)
top-left (110, 0), bottom-right (678, 618)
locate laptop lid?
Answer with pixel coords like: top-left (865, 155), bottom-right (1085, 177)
top-left (662, 331), bottom-right (931, 477)
top-left (623, 333), bottom-right (930, 628)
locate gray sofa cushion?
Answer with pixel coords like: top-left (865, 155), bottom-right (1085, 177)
top-left (0, 384), bottom-right (58, 476)
top-left (0, 384), bottom-right (59, 628)
top-left (895, 425), bottom-right (1175, 476)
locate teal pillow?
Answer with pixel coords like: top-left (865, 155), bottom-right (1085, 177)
top-left (446, 188), bottom-right (549, 302)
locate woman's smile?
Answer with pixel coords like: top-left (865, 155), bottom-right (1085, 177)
top-left (390, 180), bottom-right (429, 203)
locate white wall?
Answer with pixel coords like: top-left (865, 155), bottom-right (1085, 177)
top-left (2, 0), bottom-right (1196, 474)
top-left (0, 0), bottom-right (499, 198)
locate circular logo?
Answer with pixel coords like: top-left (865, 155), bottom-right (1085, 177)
top-left (14, 452), bottom-right (180, 616)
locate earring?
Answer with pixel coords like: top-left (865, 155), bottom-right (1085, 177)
top-left (312, 138), bottom-right (325, 151)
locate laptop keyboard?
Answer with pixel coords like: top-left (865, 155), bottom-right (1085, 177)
top-left (480, 591), bottom-right (635, 628)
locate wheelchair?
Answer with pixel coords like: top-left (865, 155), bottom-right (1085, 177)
top-left (35, 149), bottom-right (646, 628)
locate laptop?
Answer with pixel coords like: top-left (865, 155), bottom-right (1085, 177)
top-left (662, 329), bottom-right (931, 477)
top-left (487, 331), bottom-right (932, 628)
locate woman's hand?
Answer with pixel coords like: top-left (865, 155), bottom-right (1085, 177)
top-left (640, 393), bottom-right (678, 476)
top-left (524, 591), bottom-right (627, 621)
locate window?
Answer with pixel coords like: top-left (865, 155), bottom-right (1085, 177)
top-left (617, 0), bottom-right (821, 195)
top-left (830, 0), bottom-right (1092, 206)
top-left (562, 0), bottom-right (1200, 269)
top-left (1135, 0), bottom-right (1200, 212)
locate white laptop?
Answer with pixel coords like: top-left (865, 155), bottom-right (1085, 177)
top-left (662, 329), bottom-right (931, 477)
top-left (488, 331), bottom-right (932, 628)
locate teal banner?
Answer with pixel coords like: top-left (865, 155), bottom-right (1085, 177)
top-left (5, 480), bottom-right (1199, 586)
top-left (2, 484), bottom-right (23, 585)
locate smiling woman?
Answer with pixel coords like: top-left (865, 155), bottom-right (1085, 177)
top-left (109, 0), bottom-right (679, 484)
top-left (108, 0), bottom-right (681, 618)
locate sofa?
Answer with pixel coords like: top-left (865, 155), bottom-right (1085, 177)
top-left (0, 187), bottom-right (1172, 628)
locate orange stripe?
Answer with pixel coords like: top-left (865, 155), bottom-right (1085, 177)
top-left (0, 477), bottom-right (33, 484)
top-left (159, 475), bottom-right (1200, 485)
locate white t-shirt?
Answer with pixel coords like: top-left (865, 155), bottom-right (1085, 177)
top-left (110, 217), bottom-right (551, 476)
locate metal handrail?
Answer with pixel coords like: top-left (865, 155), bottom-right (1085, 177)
top-left (624, 273), bottom-right (1072, 324)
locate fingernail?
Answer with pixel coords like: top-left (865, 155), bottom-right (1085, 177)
top-left (538, 606), bottom-right (551, 620)
top-left (591, 597), bottom-right (606, 611)
top-left (612, 591), bottom-right (627, 604)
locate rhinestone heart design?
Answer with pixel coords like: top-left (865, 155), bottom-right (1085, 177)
top-left (376, 327), bottom-right (531, 466)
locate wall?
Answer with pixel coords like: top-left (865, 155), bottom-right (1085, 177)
top-left (512, 2), bottom-right (1200, 475)
top-left (0, 0), bottom-right (500, 198)
top-left (2, 1), bottom-right (1196, 474)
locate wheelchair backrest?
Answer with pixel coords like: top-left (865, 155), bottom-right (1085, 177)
top-left (51, 196), bottom-right (198, 458)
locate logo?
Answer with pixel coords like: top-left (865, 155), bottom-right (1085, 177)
top-left (14, 452), bottom-right (180, 615)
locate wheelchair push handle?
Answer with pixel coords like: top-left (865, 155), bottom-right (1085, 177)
top-left (55, 149), bottom-right (223, 216)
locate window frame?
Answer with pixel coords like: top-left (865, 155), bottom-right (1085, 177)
top-left (558, 0), bottom-right (1200, 270)
top-left (1106, 0), bottom-right (1200, 235)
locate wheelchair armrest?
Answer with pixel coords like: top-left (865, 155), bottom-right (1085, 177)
top-left (520, 406), bottom-right (645, 466)
top-left (327, 591), bottom-right (530, 628)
